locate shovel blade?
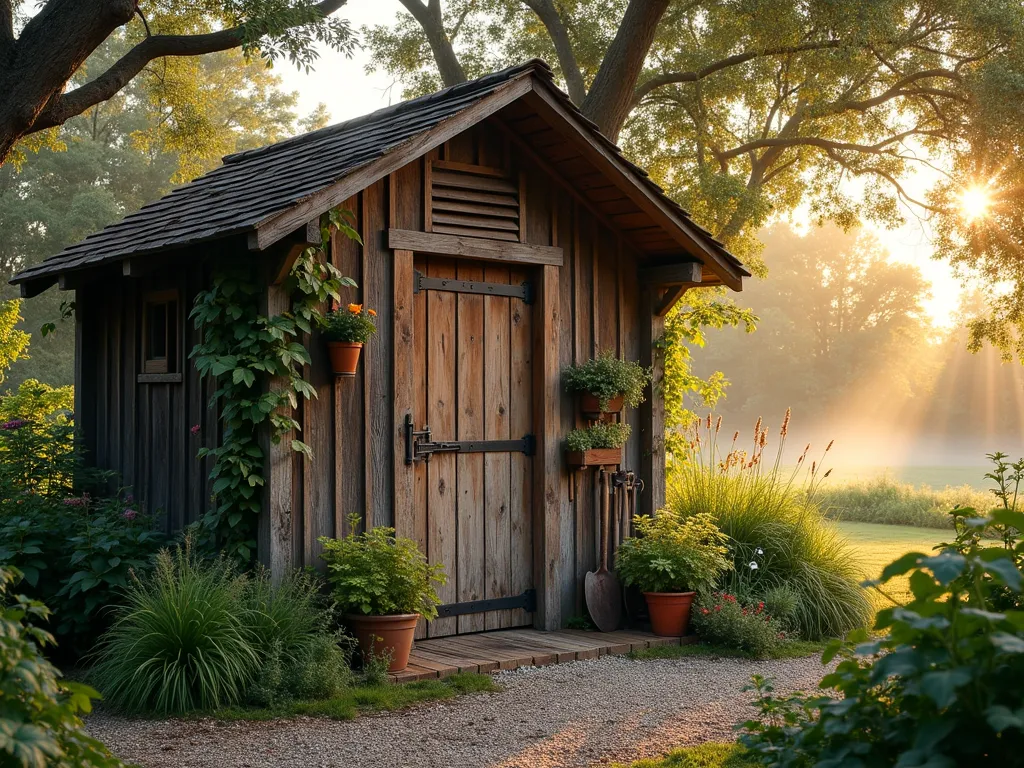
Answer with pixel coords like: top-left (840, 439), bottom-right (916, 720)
top-left (585, 570), bottom-right (623, 633)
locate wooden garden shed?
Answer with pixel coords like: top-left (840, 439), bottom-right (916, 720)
top-left (11, 60), bottom-right (747, 634)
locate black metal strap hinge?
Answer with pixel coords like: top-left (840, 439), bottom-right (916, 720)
top-left (436, 589), bottom-right (537, 618)
top-left (413, 270), bottom-right (533, 304)
top-left (405, 415), bottom-right (535, 463)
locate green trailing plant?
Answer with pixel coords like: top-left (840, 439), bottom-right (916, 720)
top-left (319, 516), bottom-right (447, 619)
top-left (669, 412), bottom-right (872, 640)
top-left (692, 592), bottom-right (786, 657)
top-left (322, 303), bottom-right (378, 343)
top-left (565, 422), bottom-right (632, 452)
top-left (740, 507), bottom-right (1024, 766)
top-left (616, 511), bottom-right (731, 594)
top-left (562, 351), bottom-right (651, 410)
top-left (0, 566), bottom-right (123, 768)
top-left (190, 207), bottom-right (360, 562)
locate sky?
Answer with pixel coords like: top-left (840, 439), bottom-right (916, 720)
top-left (274, 2), bottom-right (967, 329)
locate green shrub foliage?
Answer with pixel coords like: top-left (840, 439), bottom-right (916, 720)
top-left (565, 422), bottom-right (632, 452)
top-left (693, 592), bottom-right (786, 657)
top-left (740, 506), bottom-right (1024, 766)
top-left (616, 512), bottom-right (732, 594)
top-left (319, 518), bottom-right (447, 619)
top-left (669, 413), bottom-right (871, 640)
top-left (562, 351), bottom-right (651, 410)
top-left (0, 567), bottom-right (123, 768)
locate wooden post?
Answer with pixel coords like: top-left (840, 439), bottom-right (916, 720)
top-left (533, 264), bottom-right (561, 630)
top-left (260, 281), bottom-right (294, 584)
top-left (639, 287), bottom-right (666, 517)
top-left (393, 248), bottom-right (416, 540)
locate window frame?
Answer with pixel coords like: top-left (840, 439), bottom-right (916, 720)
top-left (139, 289), bottom-right (181, 382)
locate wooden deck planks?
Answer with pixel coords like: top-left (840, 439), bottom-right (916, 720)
top-left (391, 628), bottom-right (687, 682)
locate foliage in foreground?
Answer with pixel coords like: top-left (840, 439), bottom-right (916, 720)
top-left (0, 567), bottom-right (123, 768)
top-left (624, 742), bottom-right (756, 768)
top-left (740, 507), bottom-right (1024, 767)
top-left (819, 476), bottom-right (990, 529)
top-left (91, 543), bottom-right (347, 716)
top-left (669, 414), bottom-right (871, 640)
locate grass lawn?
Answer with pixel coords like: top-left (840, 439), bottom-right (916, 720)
top-left (210, 672), bottom-right (498, 721)
top-left (621, 742), bottom-right (756, 767)
top-left (836, 521), bottom-right (947, 607)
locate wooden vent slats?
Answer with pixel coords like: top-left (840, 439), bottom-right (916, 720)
top-left (429, 160), bottom-right (521, 242)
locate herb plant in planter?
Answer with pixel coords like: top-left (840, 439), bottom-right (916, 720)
top-left (563, 352), bottom-right (651, 416)
top-left (319, 520), bottom-right (446, 672)
top-left (322, 303), bottom-right (377, 376)
top-left (566, 422), bottom-right (631, 468)
top-left (616, 511), bottom-right (731, 636)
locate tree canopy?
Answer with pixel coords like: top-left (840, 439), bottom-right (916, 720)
top-left (0, 0), bottom-right (352, 163)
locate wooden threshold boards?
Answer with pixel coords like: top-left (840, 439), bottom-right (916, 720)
top-left (388, 229), bottom-right (563, 267)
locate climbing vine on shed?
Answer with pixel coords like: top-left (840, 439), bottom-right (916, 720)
top-left (190, 209), bottom-right (361, 562)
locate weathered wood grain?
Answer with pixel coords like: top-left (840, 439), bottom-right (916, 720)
top-left (388, 229), bottom-right (563, 266)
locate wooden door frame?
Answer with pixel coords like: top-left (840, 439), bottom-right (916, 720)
top-left (391, 246), bottom-right (561, 632)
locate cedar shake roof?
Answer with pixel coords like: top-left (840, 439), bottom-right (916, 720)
top-left (12, 60), bottom-right (747, 294)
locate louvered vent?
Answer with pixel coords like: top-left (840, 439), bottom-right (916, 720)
top-left (428, 160), bottom-right (521, 241)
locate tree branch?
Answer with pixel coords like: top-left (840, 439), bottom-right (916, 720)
top-left (29, 0), bottom-right (348, 134)
top-left (518, 0), bottom-right (585, 105)
top-left (396, 0), bottom-right (467, 87)
top-left (631, 40), bottom-right (844, 108)
top-left (826, 149), bottom-right (944, 214)
top-left (718, 128), bottom-right (945, 162)
top-left (0, 0), bottom-right (13, 62)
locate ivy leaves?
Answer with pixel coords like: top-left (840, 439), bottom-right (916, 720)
top-left (191, 207), bottom-right (358, 562)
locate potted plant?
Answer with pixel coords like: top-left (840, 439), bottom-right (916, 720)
top-left (563, 352), bottom-right (651, 417)
top-left (566, 422), bottom-right (631, 467)
top-left (616, 511), bottom-right (731, 636)
top-left (322, 303), bottom-right (377, 376)
top-left (319, 519), bottom-right (446, 673)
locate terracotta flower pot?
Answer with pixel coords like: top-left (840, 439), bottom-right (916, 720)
top-left (579, 392), bottom-right (624, 417)
top-left (327, 341), bottom-right (363, 377)
top-left (346, 613), bottom-right (420, 672)
top-left (643, 591), bottom-right (696, 637)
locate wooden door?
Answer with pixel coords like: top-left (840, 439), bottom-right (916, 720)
top-left (410, 255), bottom-right (535, 637)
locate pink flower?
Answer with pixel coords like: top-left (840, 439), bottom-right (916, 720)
top-left (0, 419), bottom-right (27, 430)
top-left (63, 497), bottom-right (87, 507)
top-left (190, 424), bottom-right (201, 436)
top-left (122, 509), bottom-right (138, 521)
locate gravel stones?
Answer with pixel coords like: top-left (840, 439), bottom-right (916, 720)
top-left (87, 653), bottom-right (829, 768)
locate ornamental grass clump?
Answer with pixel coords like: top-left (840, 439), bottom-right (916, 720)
top-left (322, 303), bottom-right (377, 343)
top-left (565, 422), bottom-right (632, 452)
top-left (562, 351), bottom-right (651, 410)
top-left (668, 411), bottom-right (872, 640)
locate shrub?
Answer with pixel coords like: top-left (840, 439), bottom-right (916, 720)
top-left (0, 566), bottom-right (123, 768)
top-left (616, 512), bottom-right (732, 594)
top-left (818, 476), bottom-right (989, 529)
top-left (91, 544), bottom-right (261, 715)
top-left (668, 412), bottom-right (871, 640)
top-left (692, 592), bottom-right (785, 657)
top-left (322, 304), bottom-right (377, 343)
top-left (562, 351), bottom-right (651, 410)
top-left (319, 518), bottom-right (447, 619)
top-left (565, 422), bottom-right (631, 451)
top-left (740, 506), bottom-right (1024, 766)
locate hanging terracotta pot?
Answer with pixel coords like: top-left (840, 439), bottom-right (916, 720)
top-left (579, 392), bottom-right (624, 418)
top-left (327, 341), bottom-right (363, 377)
top-left (644, 591), bottom-right (696, 637)
top-left (346, 613), bottom-right (420, 672)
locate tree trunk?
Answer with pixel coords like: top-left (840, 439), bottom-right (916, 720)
top-left (398, 0), bottom-right (467, 87)
top-left (579, 0), bottom-right (670, 141)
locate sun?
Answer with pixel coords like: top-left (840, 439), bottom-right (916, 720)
top-left (960, 185), bottom-right (993, 223)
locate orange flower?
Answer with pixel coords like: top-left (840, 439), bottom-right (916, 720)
top-left (348, 303), bottom-right (362, 314)
top-left (368, 308), bottom-right (377, 317)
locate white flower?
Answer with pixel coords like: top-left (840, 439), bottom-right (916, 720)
top-left (748, 561), bottom-right (759, 570)
top-left (755, 548), bottom-right (764, 555)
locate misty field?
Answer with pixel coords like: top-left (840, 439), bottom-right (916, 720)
top-left (836, 521), bottom-right (947, 608)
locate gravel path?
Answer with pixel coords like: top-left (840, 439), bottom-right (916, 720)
top-left (88, 653), bottom-right (828, 768)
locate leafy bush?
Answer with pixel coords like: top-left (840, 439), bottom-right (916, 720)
top-left (319, 518), bottom-right (447, 619)
top-left (819, 476), bottom-right (989, 529)
top-left (0, 378), bottom-right (74, 424)
top-left (669, 413), bottom-right (871, 640)
top-left (565, 421), bottom-right (632, 451)
top-left (322, 303), bottom-right (377, 343)
top-left (740, 506), bottom-right (1024, 766)
top-left (693, 592), bottom-right (785, 657)
top-left (616, 512), bottom-right (732, 594)
top-left (0, 566), bottom-right (123, 768)
top-left (562, 351), bottom-right (651, 410)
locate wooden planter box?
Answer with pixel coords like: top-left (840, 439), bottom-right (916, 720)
top-left (567, 448), bottom-right (622, 468)
top-left (579, 393), bottom-right (624, 418)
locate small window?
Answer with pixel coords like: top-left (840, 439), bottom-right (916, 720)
top-left (142, 290), bottom-right (179, 375)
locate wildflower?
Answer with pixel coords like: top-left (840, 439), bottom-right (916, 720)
top-left (714, 605), bottom-right (722, 612)
top-left (732, 431), bottom-right (739, 443)
top-left (0, 419), bottom-right (27, 430)
top-left (780, 407), bottom-right (791, 438)
top-left (715, 415), bottom-right (722, 434)
top-left (755, 547), bottom-right (764, 555)
top-left (63, 497), bottom-right (87, 507)
top-left (190, 424), bottom-right (201, 436)
top-left (125, 494), bottom-right (134, 504)
top-left (701, 608), bottom-right (710, 615)
top-left (368, 308), bottom-right (377, 317)
top-left (748, 561), bottom-right (759, 570)
top-left (348, 303), bottom-right (362, 313)
top-left (826, 439), bottom-right (834, 452)
top-left (123, 509), bottom-right (138, 521)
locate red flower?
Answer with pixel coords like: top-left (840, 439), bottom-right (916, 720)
top-left (701, 608), bottom-right (710, 615)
